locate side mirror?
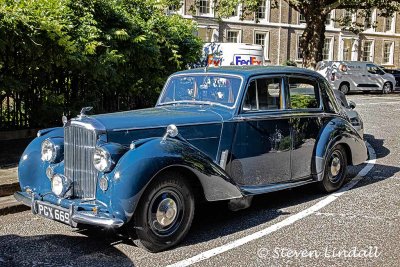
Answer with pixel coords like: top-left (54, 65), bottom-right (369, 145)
top-left (348, 101), bottom-right (356, 109)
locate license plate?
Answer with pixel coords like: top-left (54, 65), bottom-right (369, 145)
top-left (35, 201), bottom-right (71, 225)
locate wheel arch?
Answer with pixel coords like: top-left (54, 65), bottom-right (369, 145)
top-left (314, 117), bottom-right (367, 181)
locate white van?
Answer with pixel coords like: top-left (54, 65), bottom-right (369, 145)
top-left (202, 43), bottom-right (264, 67)
top-left (316, 61), bottom-right (396, 94)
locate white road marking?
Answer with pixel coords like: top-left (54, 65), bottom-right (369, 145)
top-left (356, 101), bottom-right (400, 106)
top-left (167, 142), bottom-right (376, 267)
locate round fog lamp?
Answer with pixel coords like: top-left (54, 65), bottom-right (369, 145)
top-left (99, 176), bottom-right (108, 191)
top-left (51, 175), bottom-right (63, 196)
top-left (46, 166), bottom-right (54, 179)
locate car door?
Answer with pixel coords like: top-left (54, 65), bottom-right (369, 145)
top-left (287, 76), bottom-right (324, 180)
top-left (229, 76), bottom-right (291, 186)
top-left (357, 64), bottom-right (384, 90)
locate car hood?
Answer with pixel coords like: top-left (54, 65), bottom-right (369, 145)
top-left (91, 105), bottom-right (231, 131)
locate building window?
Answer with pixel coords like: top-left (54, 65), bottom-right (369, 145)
top-left (322, 38), bottom-right (333, 60)
top-left (325, 11), bottom-right (332, 25)
top-left (361, 40), bottom-right (373, 62)
top-left (343, 10), bottom-right (353, 26)
top-left (199, 0), bottom-right (211, 15)
top-left (385, 16), bottom-right (394, 32)
top-left (296, 35), bottom-right (303, 60)
top-left (364, 9), bottom-right (376, 30)
top-left (383, 41), bottom-right (394, 64)
top-left (254, 32), bottom-right (269, 60)
top-left (257, 1), bottom-right (266, 20)
top-left (299, 13), bottom-right (306, 24)
top-left (227, 30), bottom-right (240, 43)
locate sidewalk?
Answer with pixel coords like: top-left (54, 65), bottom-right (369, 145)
top-left (0, 166), bottom-right (28, 215)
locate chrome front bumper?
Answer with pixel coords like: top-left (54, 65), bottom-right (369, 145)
top-left (14, 191), bottom-right (124, 228)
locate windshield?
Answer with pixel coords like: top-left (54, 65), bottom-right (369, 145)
top-left (158, 74), bottom-right (242, 108)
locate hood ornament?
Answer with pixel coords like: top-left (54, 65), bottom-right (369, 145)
top-left (79, 106), bottom-right (93, 119)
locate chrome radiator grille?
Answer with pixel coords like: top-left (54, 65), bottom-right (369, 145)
top-left (64, 125), bottom-right (98, 199)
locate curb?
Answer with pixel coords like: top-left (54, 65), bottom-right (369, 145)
top-left (0, 195), bottom-right (29, 216)
top-left (0, 182), bottom-right (20, 197)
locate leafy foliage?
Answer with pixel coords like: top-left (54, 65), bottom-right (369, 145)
top-left (214, 0), bottom-right (400, 67)
top-left (0, 0), bottom-right (202, 129)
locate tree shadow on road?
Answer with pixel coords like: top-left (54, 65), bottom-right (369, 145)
top-left (0, 233), bottom-right (135, 267)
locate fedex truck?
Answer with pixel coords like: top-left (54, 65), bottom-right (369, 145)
top-left (202, 43), bottom-right (264, 67)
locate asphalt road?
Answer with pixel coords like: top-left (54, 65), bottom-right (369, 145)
top-left (1, 93), bottom-right (399, 267)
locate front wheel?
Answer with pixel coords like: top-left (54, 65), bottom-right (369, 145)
top-left (319, 145), bottom-right (348, 193)
top-left (130, 172), bottom-right (195, 252)
top-left (382, 82), bottom-right (392, 94)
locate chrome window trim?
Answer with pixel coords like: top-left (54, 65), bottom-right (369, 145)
top-left (156, 73), bottom-right (245, 109)
top-left (285, 74), bottom-right (324, 112)
top-left (239, 75), bottom-right (286, 115)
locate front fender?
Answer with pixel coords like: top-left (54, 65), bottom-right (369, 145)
top-left (314, 117), bottom-right (367, 180)
top-left (18, 127), bottom-right (64, 193)
top-left (109, 138), bottom-right (242, 222)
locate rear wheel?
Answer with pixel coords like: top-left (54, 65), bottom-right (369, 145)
top-left (382, 82), bottom-right (392, 94)
top-left (130, 172), bottom-right (195, 252)
top-left (319, 145), bottom-right (348, 193)
top-left (339, 83), bottom-right (350, 94)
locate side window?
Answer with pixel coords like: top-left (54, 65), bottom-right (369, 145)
top-left (367, 64), bottom-right (384, 75)
top-left (243, 77), bottom-right (282, 112)
top-left (288, 77), bottom-right (320, 109)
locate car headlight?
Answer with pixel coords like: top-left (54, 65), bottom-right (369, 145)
top-left (93, 147), bottom-right (112, 172)
top-left (51, 174), bottom-right (72, 197)
top-left (41, 138), bottom-right (63, 163)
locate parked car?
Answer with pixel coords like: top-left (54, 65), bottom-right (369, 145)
top-left (380, 67), bottom-right (400, 90)
top-left (333, 90), bottom-right (364, 137)
top-left (316, 61), bottom-right (396, 94)
top-left (15, 66), bottom-right (368, 252)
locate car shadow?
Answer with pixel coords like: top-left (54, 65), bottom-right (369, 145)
top-left (0, 233), bottom-right (135, 267)
top-left (364, 133), bottom-right (390, 159)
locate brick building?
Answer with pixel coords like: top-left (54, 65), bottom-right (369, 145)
top-left (172, 1), bottom-right (400, 68)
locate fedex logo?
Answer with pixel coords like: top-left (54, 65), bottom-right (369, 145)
top-left (235, 56), bottom-right (262, 66)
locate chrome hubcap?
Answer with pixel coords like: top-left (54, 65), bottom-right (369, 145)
top-left (156, 198), bottom-right (178, 227)
top-left (330, 156), bottom-right (341, 176)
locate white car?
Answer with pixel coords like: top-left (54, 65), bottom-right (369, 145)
top-left (334, 90), bottom-right (364, 137)
top-left (316, 61), bottom-right (396, 94)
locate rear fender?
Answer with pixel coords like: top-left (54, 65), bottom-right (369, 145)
top-left (314, 117), bottom-right (367, 181)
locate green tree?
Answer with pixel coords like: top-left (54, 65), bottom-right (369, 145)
top-left (215, 0), bottom-right (400, 68)
top-left (0, 0), bottom-right (202, 129)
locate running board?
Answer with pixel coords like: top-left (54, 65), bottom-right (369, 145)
top-left (239, 178), bottom-right (316, 195)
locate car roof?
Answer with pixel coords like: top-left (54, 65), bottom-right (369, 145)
top-left (173, 66), bottom-right (324, 80)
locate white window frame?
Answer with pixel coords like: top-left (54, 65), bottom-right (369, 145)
top-left (364, 8), bottom-right (377, 32)
top-left (253, 31), bottom-right (270, 60)
top-left (322, 37), bottom-right (334, 61)
top-left (197, 0), bottom-right (214, 17)
top-left (167, 1), bottom-right (184, 15)
top-left (298, 12), bottom-right (306, 24)
top-left (226, 29), bottom-right (242, 43)
top-left (361, 40), bottom-right (375, 62)
top-left (296, 34), bottom-right (303, 61)
top-left (384, 14), bottom-right (396, 32)
top-left (226, 3), bottom-right (242, 21)
top-left (382, 41), bottom-right (394, 65)
top-left (325, 10), bottom-right (335, 28)
top-left (255, 0), bottom-right (271, 22)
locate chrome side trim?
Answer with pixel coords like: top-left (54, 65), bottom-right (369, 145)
top-left (240, 178), bottom-right (316, 195)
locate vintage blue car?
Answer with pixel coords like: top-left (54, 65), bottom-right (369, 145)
top-left (15, 66), bottom-right (367, 252)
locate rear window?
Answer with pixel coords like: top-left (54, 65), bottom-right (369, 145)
top-left (288, 77), bottom-right (320, 109)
